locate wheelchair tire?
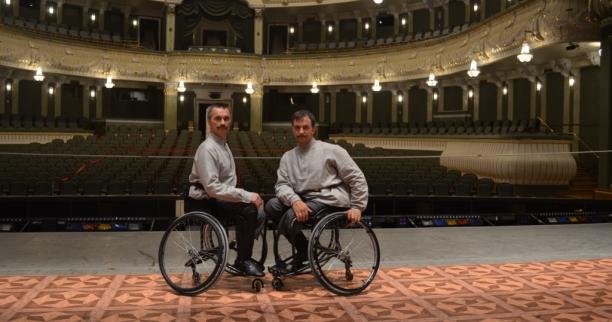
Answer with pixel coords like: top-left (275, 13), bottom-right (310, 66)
top-left (158, 211), bottom-right (229, 295)
top-left (308, 212), bottom-right (380, 296)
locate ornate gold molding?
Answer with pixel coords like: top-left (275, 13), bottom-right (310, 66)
top-left (0, 0), bottom-right (597, 87)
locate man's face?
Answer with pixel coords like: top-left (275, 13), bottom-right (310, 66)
top-left (208, 107), bottom-right (231, 140)
top-left (292, 116), bottom-right (316, 147)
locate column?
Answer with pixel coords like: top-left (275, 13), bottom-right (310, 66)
top-left (370, 14), bottom-right (377, 39)
top-left (165, 4), bottom-right (175, 52)
top-left (254, 9), bottom-right (264, 54)
top-left (571, 69), bottom-right (580, 135)
top-left (529, 78), bottom-right (537, 119)
top-left (0, 77), bottom-right (5, 115)
top-left (507, 80), bottom-right (514, 121)
top-left (429, 8), bottom-right (435, 31)
top-left (82, 4), bottom-right (90, 29)
top-left (426, 87), bottom-right (433, 122)
top-left (56, 0), bottom-right (63, 25)
top-left (12, 0), bottom-right (19, 17)
top-left (464, 0), bottom-right (471, 24)
top-left (297, 18), bottom-right (304, 43)
top-left (393, 13), bottom-right (400, 35)
top-left (164, 82), bottom-right (177, 131)
top-left (473, 84), bottom-right (480, 121)
top-left (41, 81), bottom-right (49, 117)
top-left (123, 6), bottom-right (131, 40)
top-left (249, 85), bottom-right (263, 133)
top-left (391, 90), bottom-right (398, 123)
top-left (98, 3), bottom-right (106, 31)
top-left (562, 74), bottom-right (571, 134)
top-left (82, 83), bottom-right (90, 118)
top-left (598, 19), bottom-right (611, 188)
top-left (408, 12), bottom-right (414, 34)
top-left (320, 20), bottom-right (326, 42)
top-left (39, 0), bottom-right (47, 22)
top-left (500, 0), bottom-right (507, 11)
top-left (95, 85), bottom-right (103, 119)
top-left (54, 82), bottom-right (62, 117)
top-left (366, 90), bottom-right (373, 124)
top-left (480, 0), bottom-right (486, 20)
top-left (402, 88), bottom-right (409, 123)
top-left (539, 76), bottom-right (547, 119)
top-left (318, 91), bottom-right (325, 123)
top-left (11, 78), bottom-right (19, 114)
top-left (355, 90), bottom-right (362, 123)
top-left (438, 86), bottom-right (445, 112)
top-left (496, 82), bottom-right (503, 120)
top-left (330, 90), bottom-right (338, 124)
top-left (444, 3), bottom-right (450, 29)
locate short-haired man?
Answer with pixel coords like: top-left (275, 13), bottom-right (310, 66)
top-left (265, 110), bottom-right (368, 271)
top-left (188, 104), bottom-right (265, 277)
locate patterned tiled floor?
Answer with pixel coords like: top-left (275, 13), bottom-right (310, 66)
top-left (1, 258), bottom-right (612, 321)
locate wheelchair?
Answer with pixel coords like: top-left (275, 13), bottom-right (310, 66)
top-left (269, 209), bottom-right (380, 296)
top-left (158, 211), bottom-right (267, 295)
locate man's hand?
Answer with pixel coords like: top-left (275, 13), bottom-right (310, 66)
top-left (291, 200), bottom-right (311, 222)
top-left (347, 208), bottom-right (362, 224)
top-left (250, 193), bottom-right (263, 209)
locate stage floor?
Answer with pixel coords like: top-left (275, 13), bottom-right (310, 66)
top-left (0, 224), bottom-right (611, 321)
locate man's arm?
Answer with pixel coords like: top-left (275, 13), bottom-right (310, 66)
top-left (334, 147), bottom-right (368, 221)
top-left (196, 148), bottom-right (251, 203)
top-left (275, 154), bottom-right (302, 207)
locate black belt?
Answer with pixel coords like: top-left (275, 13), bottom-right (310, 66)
top-left (299, 183), bottom-right (343, 195)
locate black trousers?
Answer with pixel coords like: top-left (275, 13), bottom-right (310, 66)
top-left (185, 197), bottom-right (258, 262)
top-left (264, 197), bottom-right (343, 257)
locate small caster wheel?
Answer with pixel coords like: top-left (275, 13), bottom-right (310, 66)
top-left (272, 278), bottom-right (284, 291)
top-left (229, 240), bottom-right (237, 251)
top-left (193, 272), bottom-right (201, 284)
top-left (345, 271), bottom-right (353, 282)
top-left (252, 278), bottom-right (264, 293)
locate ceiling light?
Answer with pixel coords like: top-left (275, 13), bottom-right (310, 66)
top-left (90, 13), bottom-right (96, 22)
top-left (48, 86), bottom-right (54, 95)
top-left (90, 89), bottom-right (96, 98)
top-left (245, 82), bottom-right (254, 94)
top-left (132, 19), bottom-right (138, 26)
top-left (310, 82), bottom-right (320, 94)
top-left (4, 0), bottom-right (10, 5)
top-left (468, 89), bottom-right (474, 98)
top-left (33, 67), bottom-right (45, 82)
top-left (48, 6), bottom-right (54, 14)
top-left (426, 72), bottom-right (438, 87)
top-left (327, 25), bottom-right (333, 33)
top-left (364, 22), bottom-right (370, 30)
top-left (362, 95), bottom-right (367, 103)
top-left (568, 76), bottom-right (575, 87)
top-left (242, 96), bottom-right (247, 104)
top-left (372, 79), bottom-right (381, 92)
top-left (105, 76), bottom-right (115, 89)
top-left (473, 3), bottom-right (479, 12)
top-left (177, 80), bottom-right (186, 93)
top-left (397, 94), bottom-right (403, 103)
top-left (433, 92), bottom-right (438, 100)
top-left (401, 18), bottom-right (406, 26)
top-left (467, 59), bottom-right (480, 78)
top-left (289, 26), bottom-right (295, 34)
top-left (5, 82), bottom-right (11, 91)
top-left (179, 94), bottom-right (185, 102)
top-left (502, 85), bottom-right (508, 95)
top-left (373, 0), bottom-right (383, 4)
top-left (536, 81), bottom-right (542, 91)
top-left (517, 42), bottom-right (533, 63)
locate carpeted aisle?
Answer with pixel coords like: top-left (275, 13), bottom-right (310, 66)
top-left (1, 258), bottom-right (612, 321)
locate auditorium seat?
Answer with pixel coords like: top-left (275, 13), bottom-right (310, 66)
top-left (496, 183), bottom-right (515, 196)
top-left (476, 178), bottom-right (495, 196)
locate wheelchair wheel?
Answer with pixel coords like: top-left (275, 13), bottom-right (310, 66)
top-left (158, 211), bottom-right (228, 295)
top-left (308, 212), bottom-right (380, 296)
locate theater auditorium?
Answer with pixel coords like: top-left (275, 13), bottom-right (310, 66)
top-left (1, 0), bottom-right (612, 320)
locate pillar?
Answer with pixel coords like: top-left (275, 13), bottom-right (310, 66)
top-left (11, 78), bottom-right (19, 114)
top-left (355, 90), bottom-right (362, 123)
top-left (318, 91), bottom-right (325, 123)
top-left (393, 13), bottom-right (400, 35)
top-left (438, 86), bottom-right (445, 112)
top-left (320, 20), bottom-right (326, 42)
top-left (473, 84), bottom-right (480, 121)
top-left (164, 83), bottom-right (177, 131)
top-left (571, 69), bottom-right (580, 135)
top-left (82, 5), bottom-right (90, 29)
top-left (41, 81), bottom-right (49, 117)
top-left (507, 80), bottom-right (514, 121)
top-left (496, 82), bottom-right (503, 120)
top-left (82, 83), bottom-right (90, 118)
top-left (426, 87), bottom-right (433, 122)
top-left (12, 0), bottom-right (19, 17)
top-left (529, 79), bottom-right (537, 119)
top-left (0, 77), bottom-right (5, 115)
top-left (391, 90), bottom-right (398, 123)
top-left (297, 19), bottom-right (304, 43)
top-left (39, 0), bottom-right (47, 22)
top-left (123, 6), bottom-right (131, 40)
top-left (408, 12), bottom-right (414, 34)
top-left (254, 9), bottom-right (264, 55)
top-left (165, 4), bottom-right (175, 52)
top-left (599, 18), bottom-right (612, 188)
top-left (356, 17), bottom-right (362, 39)
top-left (464, 0), bottom-right (471, 24)
top-left (95, 85), bottom-right (103, 119)
top-left (250, 86), bottom-right (263, 133)
top-left (429, 8), bottom-right (435, 31)
top-left (56, 0), bottom-right (63, 25)
top-left (480, 0), bottom-right (486, 20)
top-left (366, 90), bottom-right (373, 124)
top-left (98, 3), bottom-right (106, 31)
top-left (54, 82), bottom-right (62, 117)
top-left (402, 88), bottom-right (409, 123)
top-left (330, 90), bottom-right (338, 123)
top-left (539, 76), bottom-right (547, 119)
top-left (444, 3), bottom-right (450, 29)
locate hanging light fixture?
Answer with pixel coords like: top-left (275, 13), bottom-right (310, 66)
top-left (179, 94), bottom-right (185, 102)
top-left (373, 0), bottom-right (383, 4)
top-left (473, 3), bottom-right (479, 12)
top-left (502, 85), bottom-right (508, 95)
top-left (5, 82), bottom-right (12, 92)
top-left (426, 72), bottom-right (438, 87)
top-left (568, 76), bottom-right (575, 87)
top-left (372, 79), bottom-right (382, 92)
top-left (397, 94), bottom-right (403, 103)
top-left (33, 67), bottom-right (45, 82)
top-left (104, 76), bottom-right (115, 89)
top-left (468, 89), bottom-right (474, 98)
top-left (364, 22), bottom-right (370, 30)
top-left (90, 88), bottom-right (96, 98)
top-left (362, 95), bottom-right (367, 103)
top-left (433, 91), bottom-right (438, 101)
top-left (536, 81), bottom-right (542, 91)
top-left (177, 80), bottom-right (186, 93)
top-left (310, 81), bottom-right (320, 94)
top-left (467, 59), bottom-right (480, 78)
top-left (245, 82), bottom-right (254, 94)
top-left (242, 96), bottom-right (248, 104)
top-left (48, 85), bottom-right (54, 95)
top-left (517, 42), bottom-right (533, 63)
